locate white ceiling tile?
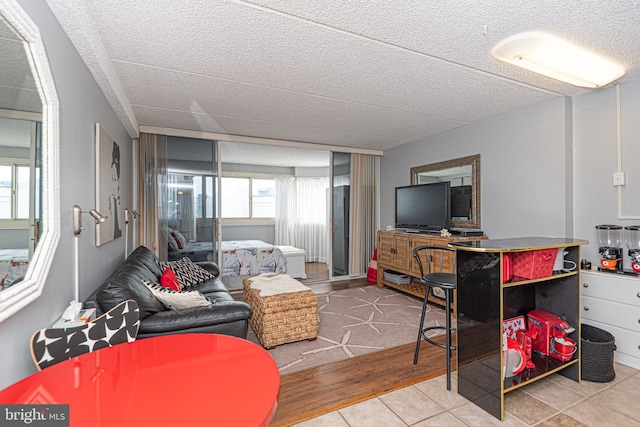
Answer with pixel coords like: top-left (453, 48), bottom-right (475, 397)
top-left (45, 0), bottom-right (640, 159)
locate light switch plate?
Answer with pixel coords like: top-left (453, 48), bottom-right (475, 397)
top-left (613, 172), bottom-right (626, 186)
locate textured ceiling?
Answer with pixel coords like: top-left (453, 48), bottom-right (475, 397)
top-left (45, 1), bottom-right (640, 154)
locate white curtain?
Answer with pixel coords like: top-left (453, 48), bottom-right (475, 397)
top-left (295, 177), bottom-right (329, 262)
top-left (348, 154), bottom-right (379, 275)
top-left (274, 176), bottom-right (329, 263)
top-left (274, 177), bottom-right (295, 246)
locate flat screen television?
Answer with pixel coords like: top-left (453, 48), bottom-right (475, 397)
top-left (395, 182), bottom-right (451, 232)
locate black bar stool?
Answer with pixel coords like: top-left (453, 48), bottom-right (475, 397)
top-left (412, 245), bottom-right (457, 390)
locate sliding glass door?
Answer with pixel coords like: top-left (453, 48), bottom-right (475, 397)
top-left (165, 137), bottom-right (218, 263)
top-left (331, 152), bottom-right (350, 277)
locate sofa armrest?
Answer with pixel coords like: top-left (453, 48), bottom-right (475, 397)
top-left (138, 301), bottom-right (252, 335)
top-left (196, 261), bottom-right (220, 278)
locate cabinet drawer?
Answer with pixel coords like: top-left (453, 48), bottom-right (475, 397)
top-left (582, 320), bottom-right (640, 362)
top-left (581, 272), bottom-right (640, 306)
top-left (582, 296), bottom-right (640, 333)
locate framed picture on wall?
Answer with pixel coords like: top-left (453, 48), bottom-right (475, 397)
top-left (95, 123), bottom-right (122, 246)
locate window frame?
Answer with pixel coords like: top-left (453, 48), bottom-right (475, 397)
top-left (220, 172), bottom-right (283, 226)
top-left (0, 158), bottom-right (31, 228)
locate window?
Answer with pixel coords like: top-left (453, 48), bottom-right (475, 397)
top-left (221, 176), bottom-right (275, 219)
top-left (193, 175), bottom-right (215, 219)
top-left (0, 161), bottom-right (30, 221)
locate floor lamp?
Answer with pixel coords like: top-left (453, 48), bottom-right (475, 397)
top-left (65, 205), bottom-right (107, 321)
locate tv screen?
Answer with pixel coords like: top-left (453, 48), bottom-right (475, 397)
top-left (395, 182), bottom-right (451, 231)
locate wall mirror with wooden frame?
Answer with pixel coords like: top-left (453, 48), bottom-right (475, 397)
top-left (410, 154), bottom-right (480, 229)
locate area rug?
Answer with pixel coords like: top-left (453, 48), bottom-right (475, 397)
top-left (246, 285), bottom-right (448, 374)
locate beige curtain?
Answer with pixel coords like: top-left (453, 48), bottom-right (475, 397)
top-left (137, 133), bottom-right (168, 258)
top-left (348, 153), bottom-right (379, 275)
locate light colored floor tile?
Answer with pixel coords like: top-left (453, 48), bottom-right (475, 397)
top-left (449, 401), bottom-right (528, 427)
top-left (504, 389), bottom-right (559, 425)
top-left (564, 399), bottom-right (640, 427)
top-left (590, 374), bottom-right (640, 421)
top-left (548, 373), bottom-right (608, 397)
top-left (291, 367), bottom-right (640, 427)
top-left (338, 398), bottom-right (406, 427)
top-left (534, 413), bottom-right (589, 426)
top-left (612, 362), bottom-right (638, 381)
top-left (291, 410), bottom-right (350, 427)
top-left (520, 375), bottom-right (586, 410)
top-left (412, 411), bottom-right (468, 427)
top-left (378, 384), bottom-right (445, 425)
top-left (413, 373), bottom-right (477, 410)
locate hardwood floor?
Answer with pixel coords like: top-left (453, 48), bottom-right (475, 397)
top-left (237, 274), bottom-right (448, 425)
top-left (270, 335), bottom-right (453, 426)
top-left (298, 262), bottom-right (329, 284)
top-left (263, 276), bottom-right (449, 426)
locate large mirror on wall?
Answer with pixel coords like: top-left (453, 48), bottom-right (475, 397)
top-left (411, 154), bottom-right (480, 229)
top-left (0, 1), bottom-right (60, 321)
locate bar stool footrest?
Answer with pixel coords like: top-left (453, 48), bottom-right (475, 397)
top-left (420, 325), bottom-right (457, 350)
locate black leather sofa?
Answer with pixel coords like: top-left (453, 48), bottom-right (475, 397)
top-left (83, 246), bottom-right (252, 339)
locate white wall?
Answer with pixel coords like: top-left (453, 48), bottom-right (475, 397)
top-left (0, 1), bottom-right (132, 389)
top-left (381, 96), bottom-right (572, 239)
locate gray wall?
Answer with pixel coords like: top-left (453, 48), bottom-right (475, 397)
top-left (381, 79), bottom-right (640, 271)
top-left (0, 230), bottom-right (28, 249)
top-left (221, 225), bottom-right (274, 243)
top-left (574, 80), bottom-right (640, 269)
top-left (382, 96), bottom-right (572, 239)
top-left (0, 2), bottom-right (132, 389)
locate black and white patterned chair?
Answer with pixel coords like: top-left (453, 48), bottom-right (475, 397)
top-left (30, 299), bottom-right (140, 371)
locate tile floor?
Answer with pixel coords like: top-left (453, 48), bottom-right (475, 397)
top-left (293, 363), bottom-right (640, 426)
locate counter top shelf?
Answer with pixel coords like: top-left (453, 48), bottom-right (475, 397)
top-left (504, 355), bottom-right (579, 392)
top-left (452, 236), bottom-right (587, 421)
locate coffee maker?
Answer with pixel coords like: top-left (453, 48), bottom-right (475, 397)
top-left (596, 224), bottom-right (623, 271)
top-left (625, 226), bottom-right (640, 273)
top-left (527, 309), bottom-right (576, 362)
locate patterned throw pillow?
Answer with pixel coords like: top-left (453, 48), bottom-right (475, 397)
top-left (157, 257), bottom-right (216, 289)
top-left (144, 282), bottom-right (214, 310)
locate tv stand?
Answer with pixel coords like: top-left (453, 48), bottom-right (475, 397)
top-left (376, 230), bottom-right (487, 314)
top-left (397, 228), bottom-right (443, 234)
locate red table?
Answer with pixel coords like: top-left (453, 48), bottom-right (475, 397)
top-left (0, 334), bottom-right (280, 426)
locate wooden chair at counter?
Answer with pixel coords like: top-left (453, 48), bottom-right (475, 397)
top-left (412, 245), bottom-right (457, 390)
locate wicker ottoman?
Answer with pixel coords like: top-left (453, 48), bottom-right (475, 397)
top-left (243, 275), bottom-right (318, 349)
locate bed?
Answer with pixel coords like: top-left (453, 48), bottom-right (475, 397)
top-left (0, 248), bottom-right (29, 290)
top-left (167, 233), bottom-right (306, 279)
top-left (220, 240), bottom-right (287, 276)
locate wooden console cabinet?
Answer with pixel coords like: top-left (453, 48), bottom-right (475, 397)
top-left (376, 230), bottom-right (486, 312)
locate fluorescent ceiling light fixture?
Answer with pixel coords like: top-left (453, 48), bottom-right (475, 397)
top-left (492, 32), bottom-right (624, 88)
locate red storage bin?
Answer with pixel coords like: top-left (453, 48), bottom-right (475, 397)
top-left (366, 249), bottom-right (378, 283)
top-left (512, 248), bottom-right (558, 279)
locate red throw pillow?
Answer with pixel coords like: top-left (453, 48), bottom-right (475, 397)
top-left (160, 267), bottom-right (181, 291)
